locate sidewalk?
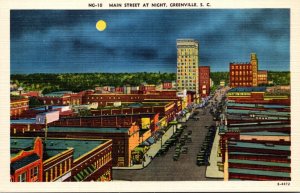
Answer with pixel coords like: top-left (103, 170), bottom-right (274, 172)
top-left (205, 127), bottom-right (224, 179)
top-left (113, 124), bottom-right (176, 170)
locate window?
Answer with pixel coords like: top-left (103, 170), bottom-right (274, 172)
top-left (45, 171), bottom-right (49, 182)
top-left (19, 172), bottom-right (27, 182)
top-left (30, 166), bottom-right (38, 179)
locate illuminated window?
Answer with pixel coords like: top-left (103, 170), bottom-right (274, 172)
top-left (30, 166), bottom-right (38, 179)
top-left (19, 172), bottom-right (27, 182)
top-left (60, 163), bottom-right (63, 175)
top-left (50, 168), bottom-right (53, 181)
top-left (45, 171), bottom-right (48, 182)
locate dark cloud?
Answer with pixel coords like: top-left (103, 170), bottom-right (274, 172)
top-left (11, 9), bottom-right (290, 73)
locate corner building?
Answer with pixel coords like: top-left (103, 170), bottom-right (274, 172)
top-left (176, 39), bottom-right (199, 94)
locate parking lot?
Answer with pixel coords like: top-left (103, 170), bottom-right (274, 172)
top-left (112, 105), bottom-right (219, 181)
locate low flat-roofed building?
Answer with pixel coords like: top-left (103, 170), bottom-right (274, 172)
top-left (225, 140), bottom-right (290, 181)
top-left (11, 137), bottom-right (112, 182)
top-left (11, 118), bottom-right (45, 135)
top-left (11, 97), bottom-right (29, 119)
top-left (227, 86), bottom-right (290, 105)
top-left (14, 125), bottom-right (139, 167)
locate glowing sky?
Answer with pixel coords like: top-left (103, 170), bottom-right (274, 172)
top-left (11, 9), bottom-right (290, 74)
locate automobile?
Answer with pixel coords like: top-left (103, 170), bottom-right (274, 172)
top-left (157, 149), bottom-right (165, 156)
top-left (184, 133), bottom-right (188, 139)
top-left (176, 144), bottom-right (182, 149)
top-left (192, 116), bottom-right (200, 121)
top-left (181, 146), bottom-right (188, 153)
top-left (173, 155), bottom-right (179, 161)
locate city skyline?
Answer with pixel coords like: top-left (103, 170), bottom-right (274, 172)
top-left (11, 9), bottom-right (290, 74)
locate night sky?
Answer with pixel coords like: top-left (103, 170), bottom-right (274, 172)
top-left (10, 9), bottom-right (290, 74)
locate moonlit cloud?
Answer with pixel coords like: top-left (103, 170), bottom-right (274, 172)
top-left (11, 9), bottom-right (290, 74)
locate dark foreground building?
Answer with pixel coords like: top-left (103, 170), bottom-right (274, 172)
top-left (11, 137), bottom-right (113, 182)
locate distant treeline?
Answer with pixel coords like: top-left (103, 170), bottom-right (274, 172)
top-left (11, 71), bottom-right (290, 94)
top-left (11, 72), bottom-right (176, 94)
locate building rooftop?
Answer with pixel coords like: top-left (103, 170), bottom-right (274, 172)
top-left (229, 151), bottom-right (290, 157)
top-left (229, 159), bottom-right (290, 167)
top-left (229, 168), bottom-right (290, 178)
top-left (11, 153), bottom-right (40, 172)
top-left (230, 124), bottom-right (290, 130)
top-left (33, 105), bottom-right (69, 111)
top-left (226, 102), bottom-right (290, 109)
top-left (44, 138), bottom-right (106, 159)
top-left (226, 109), bottom-right (290, 117)
top-left (241, 131), bottom-right (290, 136)
top-left (11, 119), bottom-right (37, 124)
top-left (228, 141), bottom-right (290, 151)
top-left (228, 87), bottom-right (266, 93)
top-left (43, 91), bottom-right (72, 97)
top-left (103, 102), bottom-right (170, 109)
top-left (47, 126), bottom-right (130, 134)
top-left (11, 137), bottom-right (109, 160)
top-left (229, 120), bottom-right (290, 127)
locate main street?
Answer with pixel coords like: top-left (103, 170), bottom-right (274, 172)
top-left (112, 102), bottom-right (219, 181)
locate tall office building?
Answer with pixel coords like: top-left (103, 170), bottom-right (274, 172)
top-left (176, 39), bottom-right (199, 94)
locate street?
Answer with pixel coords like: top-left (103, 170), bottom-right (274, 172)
top-left (112, 104), bottom-right (219, 181)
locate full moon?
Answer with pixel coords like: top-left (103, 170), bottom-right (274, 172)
top-left (96, 20), bottom-right (107, 31)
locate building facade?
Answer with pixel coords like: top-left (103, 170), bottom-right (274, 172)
top-left (11, 137), bottom-right (113, 182)
top-left (10, 97), bottom-right (29, 119)
top-left (10, 137), bottom-right (43, 182)
top-left (229, 53), bottom-right (266, 87)
top-left (258, 70), bottom-right (268, 85)
top-left (199, 66), bottom-right (210, 97)
top-left (176, 39), bottom-right (199, 94)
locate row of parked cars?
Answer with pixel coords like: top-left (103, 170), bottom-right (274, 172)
top-left (196, 126), bottom-right (216, 166)
top-left (156, 125), bottom-right (186, 157)
top-left (173, 129), bottom-right (193, 161)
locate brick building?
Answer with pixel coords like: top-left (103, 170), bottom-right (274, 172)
top-left (11, 137), bottom-right (113, 182)
top-left (10, 137), bottom-right (43, 182)
top-left (10, 97), bottom-right (29, 119)
top-left (258, 70), bottom-right (268, 85)
top-left (227, 87), bottom-right (290, 105)
top-left (199, 66), bottom-right (210, 97)
top-left (14, 125), bottom-right (140, 167)
top-left (37, 91), bottom-right (84, 106)
top-left (225, 140), bottom-right (290, 181)
top-left (229, 53), bottom-right (267, 87)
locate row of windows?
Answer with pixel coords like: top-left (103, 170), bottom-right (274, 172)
top-left (258, 75), bottom-right (267, 78)
top-left (94, 152), bottom-right (112, 169)
top-left (45, 159), bottom-right (71, 182)
top-left (177, 62), bottom-right (197, 66)
top-left (18, 166), bottom-right (39, 182)
top-left (179, 79), bottom-right (196, 83)
top-left (177, 73), bottom-right (196, 77)
top-left (88, 96), bottom-right (141, 100)
top-left (231, 77), bottom-right (252, 81)
top-left (231, 82), bottom-right (253, 86)
top-left (43, 100), bottom-right (72, 105)
top-left (231, 71), bottom-right (252, 76)
top-left (177, 66), bottom-right (197, 70)
top-left (231, 65), bottom-right (252, 70)
top-left (177, 59), bottom-right (196, 63)
top-left (10, 109), bottom-right (24, 116)
top-left (10, 103), bottom-right (28, 108)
